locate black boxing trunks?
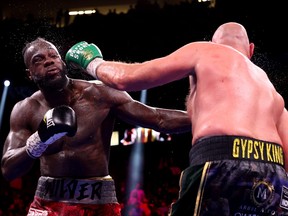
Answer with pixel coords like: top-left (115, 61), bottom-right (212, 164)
top-left (27, 176), bottom-right (121, 216)
top-left (169, 135), bottom-right (288, 216)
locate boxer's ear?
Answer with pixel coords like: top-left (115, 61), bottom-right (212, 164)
top-left (25, 68), bottom-right (32, 80)
top-left (249, 42), bottom-right (254, 59)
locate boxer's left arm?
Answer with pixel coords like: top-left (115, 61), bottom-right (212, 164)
top-left (65, 41), bottom-right (197, 92)
top-left (111, 91), bottom-right (191, 134)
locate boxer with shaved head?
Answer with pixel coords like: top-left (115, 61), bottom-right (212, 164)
top-left (66, 22), bottom-right (288, 215)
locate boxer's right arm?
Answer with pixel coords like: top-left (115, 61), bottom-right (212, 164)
top-left (65, 41), bottom-right (104, 79)
top-left (26, 105), bottom-right (77, 159)
top-left (1, 104), bottom-right (77, 181)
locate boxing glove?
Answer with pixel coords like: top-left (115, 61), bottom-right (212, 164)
top-left (65, 41), bottom-right (104, 79)
top-left (26, 105), bottom-right (77, 159)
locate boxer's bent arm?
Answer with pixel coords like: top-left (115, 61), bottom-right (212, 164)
top-left (1, 130), bottom-right (36, 181)
top-left (2, 100), bottom-right (38, 181)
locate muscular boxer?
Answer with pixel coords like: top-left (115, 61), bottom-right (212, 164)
top-left (65, 22), bottom-right (288, 215)
top-left (1, 38), bottom-right (191, 216)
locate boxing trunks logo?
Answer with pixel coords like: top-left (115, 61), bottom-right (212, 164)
top-left (250, 180), bottom-right (274, 207)
top-left (35, 176), bottom-right (118, 204)
top-left (27, 208), bottom-right (48, 216)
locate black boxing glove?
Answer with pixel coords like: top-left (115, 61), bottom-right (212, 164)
top-left (26, 105), bottom-right (77, 159)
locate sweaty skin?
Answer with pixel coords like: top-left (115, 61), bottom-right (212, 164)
top-left (87, 22), bottom-right (288, 170)
top-left (1, 39), bottom-right (191, 181)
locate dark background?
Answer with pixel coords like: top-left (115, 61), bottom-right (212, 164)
top-left (0, 0), bottom-right (288, 214)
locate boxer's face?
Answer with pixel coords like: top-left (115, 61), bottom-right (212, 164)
top-left (25, 41), bottom-right (68, 89)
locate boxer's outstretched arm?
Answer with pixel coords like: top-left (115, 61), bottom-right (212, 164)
top-left (111, 91), bottom-right (191, 134)
top-left (65, 41), bottom-right (197, 91)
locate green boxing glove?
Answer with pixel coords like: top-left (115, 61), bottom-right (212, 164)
top-left (65, 41), bottom-right (104, 79)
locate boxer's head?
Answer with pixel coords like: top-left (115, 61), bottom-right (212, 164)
top-left (212, 22), bottom-right (254, 59)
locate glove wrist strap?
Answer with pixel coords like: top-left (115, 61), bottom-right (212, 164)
top-left (87, 58), bottom-right (105, 79)
top-left (26, 131), bottom-right (48, 159)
